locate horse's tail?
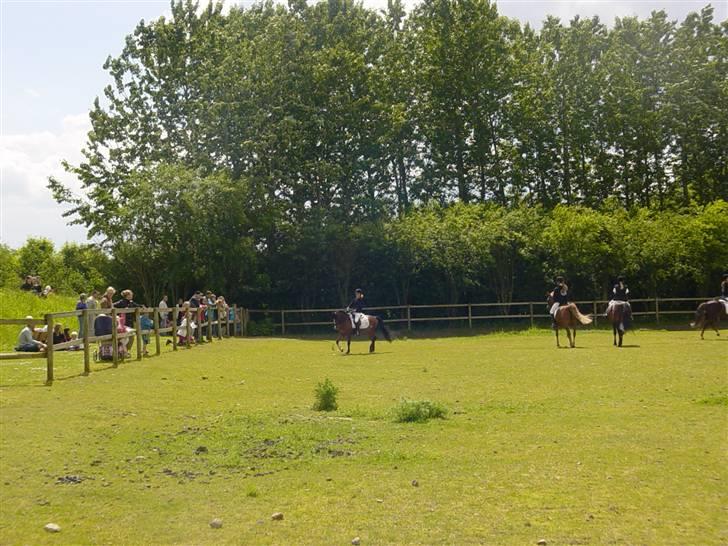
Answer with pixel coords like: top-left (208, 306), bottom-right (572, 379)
top-left (691, 303), bottom-right (706, 328)
top-left (377, 317), bottom-right (392, 342)
top-left (569, 305), bottom-right (593, 325)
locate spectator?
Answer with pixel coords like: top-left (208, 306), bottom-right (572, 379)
top-left (114, 289), bottom-right (142, 328)
top-left (31, 276), bottom-right (42, 295)
top-left (100, 287), bottom-right (116, 309)
top-left (86, 290), bottom-right (99, 336)
top-left (76, 293), bottom-right (88, 338)
top-left (139, 313), bottom-right (154, 356)
top-left (41, 285), bottom-right (53, 298)
top-left (175, 298), bottom-right (185, 325)
top-left (15, 316), bottom-right (46, 352)
top-left (52, 324), bottom-right (66, 346)
top-left (176, 302), bottom-right (197, 346)
top-left (20, 276), bottom-right (33, 291)
top-left (68, 332), bottom-right (82, 351)
top-left (158, 295), bottom-right (169, 328)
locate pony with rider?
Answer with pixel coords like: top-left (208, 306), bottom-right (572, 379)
top-left (333, 288), bottom-right (391, 354)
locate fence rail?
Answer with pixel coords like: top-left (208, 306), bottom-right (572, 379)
top-left (245, 297), bottom-right (711, 334)
top-left (1, 305), bottom-right (245, 384)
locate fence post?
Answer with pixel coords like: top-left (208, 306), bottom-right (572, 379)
top-left (111, 308), bottom-right (119, 366)
top-left (135, 308), bottom-right (143, 360)
top-left (655, 297), bottom-right (660, 323)
top-left (207, 307), bottom-right (213, 342)
top-left (186, 310), bottom-right (193, 348)
top-left (45, 313), bottom-right (54, 384)
top-left (243, 308), bottom-right (248, 337)
top-left (82, 309), bottom-right (91, 374)
top-left (281, 310), bottom-right (286, 335)
top-left (218, 307), bottom-right (224, 340)
top-left (153, 307), bottom-right (161, 356)
top-left (233, 305), bottom-right (239, 337)
top-left (529, 303), bottom-right (534, 328)
top-left (592, 301), bottom-right (598, 327)
top-left (468, 304), bottom-right (472, 329)
top-left (407, 306), bottom-right (412, 331)
top-left (172, 307), bottom-right (178, 351)
top-left (226, 307), bottom-right (231, 338)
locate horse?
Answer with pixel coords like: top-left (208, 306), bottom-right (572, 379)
top-left (606, 301), bottom-right (632, 347)
top-left (546, 293), bottom-right (592, 348)
top-left (691, 299), bottom-right (727, 339)
top-left (333, 310), bottom-right (392, 354)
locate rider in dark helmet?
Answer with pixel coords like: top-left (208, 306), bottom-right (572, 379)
top-left (347, 289), bottom-right (366, 335)
top-left (549, 276), bottom-right (569, 329)
top-left (607, 275), bottom-right (632, 327)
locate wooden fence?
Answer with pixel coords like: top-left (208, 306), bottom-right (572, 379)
top-left (245, 297), bottom-right (710, 334)
top-left (0, 305), bottom-right (246, 384)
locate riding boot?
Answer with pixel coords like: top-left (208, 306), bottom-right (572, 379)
top-left (551, 316), bottom-right (557, 330)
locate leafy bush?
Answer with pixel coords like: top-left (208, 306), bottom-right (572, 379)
top-left (247, 316), bottom-right (276, 336)
top-left (393, 399), bottom-right (448, 423)
top-left (313, 378), bottom-right (339, 412)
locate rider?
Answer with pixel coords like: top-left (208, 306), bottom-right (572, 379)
top-left (347, 289), bottom-right (366, 335)
top-left (607, 275), bottom-right (632, 327)
top-left (549, 276), bottom-right (569, 329)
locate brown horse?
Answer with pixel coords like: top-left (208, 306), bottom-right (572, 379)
top-left (691, 300), bottom-right (727, 339)
top-left (333, 310), bottom-right (392, 354)
top-left (606, 301), bottom-right (632, 347)
top-left (546, 294), bottom-right (592, 348)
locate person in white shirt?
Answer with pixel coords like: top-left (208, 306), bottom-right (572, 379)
top-left (16, 316), bottom-right (47, 352)
top-left (158, 295), bottom-right (169, 328)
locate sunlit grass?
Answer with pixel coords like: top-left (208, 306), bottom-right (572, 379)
top-left (0, 329), bottom-right (725, 544)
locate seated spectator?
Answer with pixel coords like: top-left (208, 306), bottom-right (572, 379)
top-left (31, 276), bottom-right (42, 295)
top-left (20, 276), bottom-right (33, 291)
top-left (33, 324), bottom-right (48, 344)
top-left (52, 324), bottom-right (66, 346)
top-left (40, 285), bottom-right (54, 298)
top-left (68, 332), bottom-right (82, 351)
top-left (176, 303), bottom-right (197, 346)
top-left (15, 317), bottom-right (47, 352)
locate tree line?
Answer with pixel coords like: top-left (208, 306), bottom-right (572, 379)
top-left (45, 0), bottom-right (727, 307)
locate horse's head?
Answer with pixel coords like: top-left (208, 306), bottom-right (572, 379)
top-left (333, 310), bottom-right (349, 328)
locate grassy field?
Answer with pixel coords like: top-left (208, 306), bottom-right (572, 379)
top-left (0, 328), bottom-right (725, 545)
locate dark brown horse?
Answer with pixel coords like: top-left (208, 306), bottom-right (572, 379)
top-left (333, 310), bottom-right (392, 354)
top-left (606, 301), bottom-right (632, 347)
top-left (546, 294), bottom-right (592, 348)
top-left (691, 300), bottom-right (727, 339)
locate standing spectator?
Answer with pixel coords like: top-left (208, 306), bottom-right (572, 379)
top-left (15, 317), bottom-right (46, 352)
top-left (76, 293), bottom-right (88, 338)
top-left (114, 289), bottom-right (142, 350)
top-left (158, 295), bottom-right (169, 328)
top-left (101, 287), bottom-right (116, 309)
top-left (139, 313), bottom-right (154, 356)
top-left (86, 290), bottom-right (99, 336)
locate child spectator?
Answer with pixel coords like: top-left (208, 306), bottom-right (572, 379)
top-left (52, 324), bottom-right (66, 346)
top-left (68, 332), bottom-right (82, 351)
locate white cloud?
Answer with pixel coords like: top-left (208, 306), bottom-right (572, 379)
top-left (0, 114), bottom-right (92, 248)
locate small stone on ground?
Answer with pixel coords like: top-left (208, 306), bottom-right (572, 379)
top-left (209, 518), bottom-right (223, 529)
top-left (44, 523), bottom-right (61, 533)
top-left (352, 537), bottom-right (361, 545)
top-left (537, 540), bottom-right (547, 545)
top-left (271, 512), bottom-right (284, 521)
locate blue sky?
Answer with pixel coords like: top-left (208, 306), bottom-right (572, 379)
top-left (1, 0), bottom-right (725, 248)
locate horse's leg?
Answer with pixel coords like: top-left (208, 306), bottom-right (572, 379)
top-left (369, 334), bottom-right (376, 353)
top-left (346, 335), bottom-right (351, 355)
top-left (700, 324), bottom-right (706, 340)
top-left (567, 328), bottom-right (574, 348)
top-left (555, 327), bottom-right (560, 348)
top-left (335, 334), bottom-right (343, 352)
top-left (618, 329), bottom-right (623, 347)
top-left (613, 324), bottom-right (617, 346)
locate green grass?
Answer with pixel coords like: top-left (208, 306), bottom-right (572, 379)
top-left (0, 329), bottom-right (726, 544)
top-left (0, 288), bottom-right (79, 351)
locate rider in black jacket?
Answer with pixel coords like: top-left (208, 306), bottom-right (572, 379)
top-left (347, 289), bottom-right (366, 335)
